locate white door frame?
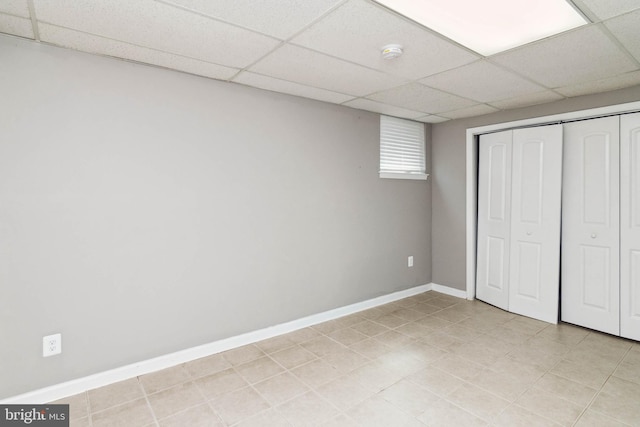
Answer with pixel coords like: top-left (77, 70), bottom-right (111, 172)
top-left (465, 100), bottom-right (640, 300)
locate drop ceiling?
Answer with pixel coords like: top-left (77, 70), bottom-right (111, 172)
top-left (1, 0), bottom-right (639, 123)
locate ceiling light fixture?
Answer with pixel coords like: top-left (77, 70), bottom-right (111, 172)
top-left (374, 0), bottom-right (588, 56)
top-left (381, 44), bottom-right (404, 60)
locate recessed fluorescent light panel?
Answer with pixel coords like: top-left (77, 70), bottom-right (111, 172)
top-left (375, 0), bottom-right (588, 56)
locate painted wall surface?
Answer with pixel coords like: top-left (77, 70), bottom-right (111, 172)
top-left (431, 85), bottom-right (640, 291)
top-left (0, 35), bottom-right (432, 398)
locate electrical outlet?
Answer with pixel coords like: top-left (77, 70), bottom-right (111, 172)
top-left (408, 256), bottom-right (414, 267)
top-left (43, 333), bottom-right (62, 357)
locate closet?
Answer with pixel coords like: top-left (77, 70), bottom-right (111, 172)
top-left (476, 112), bottom-right (640, 341)
top-left (562, 113), bottom-right (640, 341)
top-left (476, 125), bottom-right (563, 324)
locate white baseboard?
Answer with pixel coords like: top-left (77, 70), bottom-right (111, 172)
top-left (431, 283), bottom-right (468, 299)
top-left (3, 283), bottom-right (433, 404)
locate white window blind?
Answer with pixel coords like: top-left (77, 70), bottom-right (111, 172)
top-left (380, 115), bottom-right (427, 180)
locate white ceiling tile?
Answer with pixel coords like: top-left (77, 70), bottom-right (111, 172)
top-left (33, 0), bottom-right (280, 68)
top-left (0, 13), bottom-right (33, 39)
top-left (605, 9), bottom-right (640, 62)
top-left (439, 104), bottom-right (499, 120)
top-left (415, 115), bottom-right (449, 124)
top-left (343, 98), bottom-right (425, 119)
top-left (555, 71), bottom-right (640, 97)
top-left (576, 0), bottom-right (640, 20)
top-left (367, 82), bottom-right (477, 114)
top-left (249, 44), bottom-right (407, 97)
top-left (0, 0), bottom-right (30, 17)
top-left (488, 90), bottom-right (564, 109)
top-left (492, 25), bottom-right (638, 88)
top-left (420, 61), bottom-right (545, 102)
top-left (291, 0), bottom-right (478, 80)
top-left (159, 0), bottom-right (344, 39)
top-left (233, 71), bottom-right (355, 104)
top-left (39, 24), bottom-right (238, 80)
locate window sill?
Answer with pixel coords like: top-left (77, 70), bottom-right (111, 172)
top-left (379, 172), bottom-right (430, 180)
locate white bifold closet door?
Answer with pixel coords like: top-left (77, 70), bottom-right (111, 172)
top-left (477, 125), bottom-right (563, 323)
top-left (562, 116), bottom-right (620, 335)
top-left (621, 112), bottom-right (640, 341)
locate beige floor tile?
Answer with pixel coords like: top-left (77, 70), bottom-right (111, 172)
top-left (488, 356), bottom-right (547, 383)
top-left (589, 376), bottom-right (640, 425)
top-left (348, 338), bottom-right (392, 359)
top-left (350, 320), bottom-right (390, 337)
top-left (375, 349), bottom-right (427, 376)
top-left (536, 323), bottom-right (589, 346)
top-left (419, 331), bottom-right (464, 349)
top-left (276, 391), bottom-right (338, 426)
top-left (147, 381), bottom-right (205, 420)
top-left (320, 413), bottom-right (359, 426)
top-left (139, 365), bottom-right (190, 394)
top-left (533, 373), bottom-right (597, 406)
top-left (448, 341), bottom-right (505, 366)
top-left (157, 403), bottom-right (224, 427)
top-left (550, 359), bottom-right (612, 389)
top-left (507, 346), bottom-right (563, 372)
top-left (183, 354), bottom-right (231, 379)
top-left (446, 382), bottom-right (510, 422)
top-left (614, 348), bottom-right (640, 385)
top-left (491, 404), bottom-right (561, 427)
top-left (332, 313), bottom-right (365, 329)
top-left (431, 307), bottom-right (470, 323)
top-left (193, 368), bottom-right (247, 400)
top-left (88, 378), bottom-right (144, 413)
top-left (221, 344), bottom-right (265, 366)
top-left (315, 376), bottom-right (375, 412)
top-left (574, 409), bottom-right (630, 427)
top-left (401, 341), bottom-right (448, 364)
top-left (456, 317), bottom-right (503, 333)
top-left (471, 334), bottom-right (517, 355)
top-left (255, 335), bottom-right (297, 354)
top-left (390, 307), bottom-right (427, 322)
top-left (502, 316), bottom-right (548, 335)
top-left (69, 417), bottom-right (91, 427)
top-left (291, 359), bottom-right (342, 388)
top-left (51, 392), bottom-right (90, 420)
top-left (253, 372), bottom-right (309, 406)
top-left (343, 361), bottom-right (402, 393)
top-left (301, 336), bottom-right (348, 357)
top-left (91, 398), bottom-right (155, 427)
top-left (379, 379), bottom-right (438, 417)
top-left (406, 367), bottom-right (465, 397)
top-left (209, 386), bottom-right (270, 425)
top-left (234, 408), bottom-right (292, 427)
top-left (394, 323), bottom-right (434, 341)
top-left (235, 356), bottom-right (284, 384)
top-left (411, 303), bottom-right (444, 315)
top-left (322, 348), bottom-right (370, 374)
top-left (441, 324), bottom-right (481, 342)
top-left (358, 306), bottom-right (387, 320)
top-left (286, 327), bottom-right (322, 344)
top-left (515, 387), bottom-right (584, 426)
top-left (346, 395), bottom-right (419, 427)
top-left (486, 325), bottom-right (534, 345)
top-left (469, 368), bottom-right (532, 402)
top-left (373, 313), bottom-right (409, 329)
top-left (373, 330), bottom-right (416, 348)
top-left (328, 328), bottom-right (369, 346)
top-left (521, 335), bottom-right (572, 357)
top-left (270, 345), bottom-right (318, 369)
top-left (414, 315), bottom-right (454, 331)
top-left (417, 398), bottom-right (486, 427)
top-left (429, 354), bottom-right (484, 381)
top-left (427, 297), bottom-right (459, 309)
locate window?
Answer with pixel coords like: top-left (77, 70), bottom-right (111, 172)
top-left (379, 115), bottom-right (428, 180)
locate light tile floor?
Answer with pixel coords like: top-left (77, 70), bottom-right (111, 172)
top-left (52, 291), bottom-right (640, 426)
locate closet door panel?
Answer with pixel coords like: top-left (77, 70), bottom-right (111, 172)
top-left (562, 116), bottom-right (620, 334)
top-left (621, 112), bottom-right (640, 341)
top-left (476, 130), bottom-right (513, 310)
top-left (509, 125), bottom-right (563, 323)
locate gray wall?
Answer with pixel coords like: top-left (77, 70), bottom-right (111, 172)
top-left (431, 85), bottom-right (640, 290)
top-left (0, 35), bottom-right (432, 398)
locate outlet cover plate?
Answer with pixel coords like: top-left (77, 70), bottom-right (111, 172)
top-left (43, 333), bottom-right (62, 357)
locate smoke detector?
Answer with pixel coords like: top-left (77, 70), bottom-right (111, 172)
top-left (381, 44), bottom-right (403, 60)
